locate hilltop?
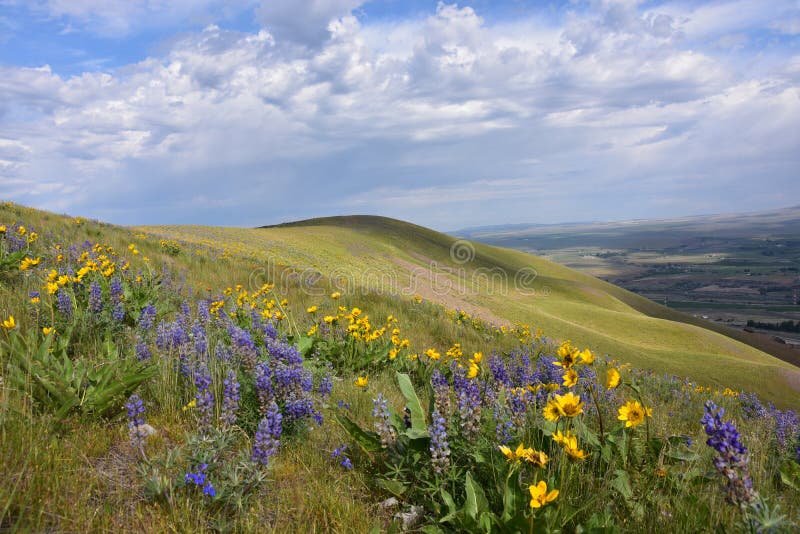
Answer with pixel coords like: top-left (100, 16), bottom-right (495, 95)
top-left (143, 215), bottom-right (799, 406)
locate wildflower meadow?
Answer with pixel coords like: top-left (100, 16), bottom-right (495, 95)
top-left (0, 201), bottom-right (798, 532)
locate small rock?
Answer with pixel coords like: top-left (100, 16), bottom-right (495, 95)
top-left (379, 497), bottom-right (399, 510)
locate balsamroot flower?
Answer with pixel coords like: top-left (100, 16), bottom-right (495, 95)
top-left (562, 369), bottom-right (578, 388)
top-left (529, 481), bottom-right (559, 509)
top-left (552, 430), bottom-right (589, 461)
top-left (618, 400), bottom-right (651, 428)
top-left (606, 368), bottom-right (621, 389)
top-left (553, 392), bottom-right (584, 418)
top-left (701, 401), bottom-right (756, 506)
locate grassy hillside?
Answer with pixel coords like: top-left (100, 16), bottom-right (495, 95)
top-left (2, 202), bottom-right (799, 532)
top-left (144, 216), bottom-right (800, 407)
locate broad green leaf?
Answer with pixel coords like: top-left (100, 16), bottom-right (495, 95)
top-left (335, 414), bottom-right (382, 453)
top-left (395, 372), bottom-right (427, 435)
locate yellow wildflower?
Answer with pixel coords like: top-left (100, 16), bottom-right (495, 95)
top-left (528, 481), bottom-right (559, 509)
top-left (323, 315), bottom-right (335, 324)
top-left (562, 369), bottom-right (578, 388)
top-left (330, 291), bottom-right (341, 299)
top-left (354, 376), bottom-right (369, 388)
top-left (2, 315), bottom-right (16, 330)
top-left (606, 368), bottom-right (621, 389)
top-left (424, 348), bottom-right (441, 360)
top-left (307, 325), bottom-right (318, 336)
top-left (17, 226), bottom-right (26, 236)
top-left (467, 363), bottom-right (479, 379)
top-left (579, 348), bottom-right (594, 365)
top-left (306, 305), bottom-right (318, 313)
top-left (553, 392), bottom-right (584, 418)
top-left (554, 341), bottom-right (579, 369)
top-left (618, 400), bottom-right (650, 428)
top-left (0, 225), bottom-right (6, 233)
top-left (388, 348), bottom-right (399, 360)
top-left (42, 327), bottom-right (54, 336)
top-left (471, 352), bottom-right (483, 364)
top-left (27, 232), bottom-right (38, 243)
top-left (20, 257), bottom-right (41, 271)
top-left (182, 399), bottom-right (197, 412)
top-left (543, 400), bottom-right (561, 422)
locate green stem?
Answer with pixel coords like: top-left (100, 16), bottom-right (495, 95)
top-left (587, 384), bottom-right (605, 444)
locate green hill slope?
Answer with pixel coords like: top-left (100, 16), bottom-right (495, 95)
top-left (142, 215), bottom-right (800, 406)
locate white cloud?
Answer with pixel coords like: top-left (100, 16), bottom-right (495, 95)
top-left (0, 1), bottom-right (798, 227)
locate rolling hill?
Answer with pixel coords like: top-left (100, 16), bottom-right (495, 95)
top-left (142, 215), bottom-right (800, 406)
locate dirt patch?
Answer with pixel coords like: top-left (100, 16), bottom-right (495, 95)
top-left (389, 256), bottom-right (510, 327)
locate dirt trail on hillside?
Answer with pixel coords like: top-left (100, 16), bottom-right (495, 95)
top-left (389, 256), bottom-right (511, 327)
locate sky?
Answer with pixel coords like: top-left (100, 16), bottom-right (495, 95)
top-left (0, 0), bottom-right (799, 231)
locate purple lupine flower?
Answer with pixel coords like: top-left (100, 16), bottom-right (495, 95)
top-left (263, 322), bottom-right (278, 340)
top-left (214, 342), bottom-right (232, 362)
top-left (254, 361), bottom-right (274, 414)
top-left (135, 337), bottom-right (151, 361)
top-left (331, 445), bottom-right (353, 470)
top-left (739, 392), bottom-right (767, 420)
top-left (126, 394), bottom-right (148, 449)
top-left (88, 281), bottom-right (103, 314)
top-left (772, 409), bottom-right (799, 453)
top-left (337, 400), bottom-right (351, 411)
top-left (138, 303), bottom-right (157, 331)
top-left (372, 393), bottom-right (397, 448)
top-left (228, 325), bottom-right (257, 369)
top-left (192, 321), bottom-right (208, 358)
top-left (285, 394), bottom-right (321, 425)
top-left (194, 363), bottom-right (214, 433)
top-left (197, 300), bottom-right (210, 323)
top-left (431, 369), bottom-right (452, 415)
top-left (56, 289), bottom-right (73, 319)
top-left (428, 408), bottom-right (451, 475)
top-left (112, 302), bottom-right (125, 322)
top-left (453, 366), bottom-right (482, 439)
top-left (221, 370), bottom-right (240, 427)
top-left (28, 290), bottom-right (40, 303)
top-left (317, 374), bottom-right (333, 398)
top-left (252, 401), bottom-right (282, 465)
top-left (185, 464), bottom-right (215, 497)
top-left (109, 277), bottom-right (123, 301)
top-left (701, 401), bottom-right (756, 506)
top-left (265, 337), bottom-right (302, 366)
top-left (488, 355), bottom-right (512, 388)
top-left (494, 402), bottom-right (514, 444)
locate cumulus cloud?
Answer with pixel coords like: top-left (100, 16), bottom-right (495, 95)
top-left (0, 0), bottom-right (798, 228)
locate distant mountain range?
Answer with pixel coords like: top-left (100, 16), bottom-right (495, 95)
top-left (454, 205), bottom-right (800, 250)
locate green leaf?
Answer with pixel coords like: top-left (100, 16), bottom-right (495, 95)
top-left (335, 414), bottom-right (383, 453)
top-left (779, 460), bottom-right (800, 490)
top-left (464, 472), bottom-right (489, 521)
top-left (375, 478), bottom-right (407, 497)
top-left (501, 468), bottom-right (526, 523)
top-left (395, 372), bottom-right (428, 437)
top-left (611, 470), bottom-right (633, 502)
top-left (439, 489), bottom-right (459, 523)
top-left (297, 335), bottom-right (315, 357)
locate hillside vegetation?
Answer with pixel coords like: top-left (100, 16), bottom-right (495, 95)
top-left (1, 202), bottom-right (798, 533)
top-left (145, 215), bottom-right (800, 406)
